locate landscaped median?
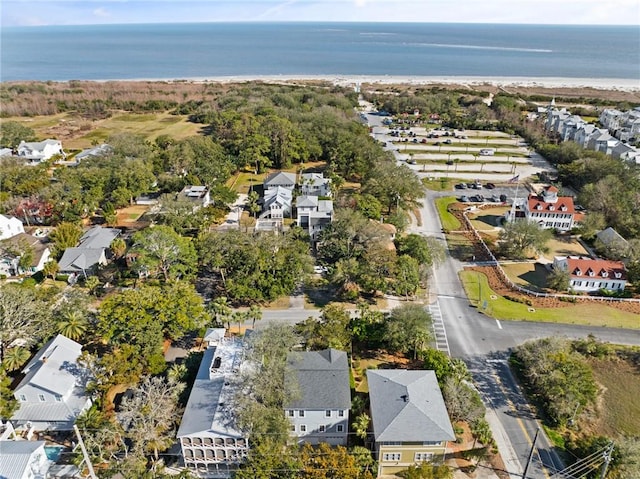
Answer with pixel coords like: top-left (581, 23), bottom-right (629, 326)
top-left (434, 196), bottom-right (462, 232)
top-left (460, 270), bottom-right (640, 327)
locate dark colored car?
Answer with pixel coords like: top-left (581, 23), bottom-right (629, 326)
top-left (486, 183), bottom-right (496, 189)
top-left (500, 194), bottom-right (508, 202)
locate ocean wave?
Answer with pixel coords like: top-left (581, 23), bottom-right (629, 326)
top-left (359, 32), bottom-right (398, 36)
top-left (407, 42), bottom-right (552, 53)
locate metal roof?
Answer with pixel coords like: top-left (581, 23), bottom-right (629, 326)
top-left (0, 440), bottom-right (47, 479)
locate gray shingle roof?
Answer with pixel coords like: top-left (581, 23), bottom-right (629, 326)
top-left (0, 440), bottom-right (47, 479)
top-left (57, 248), bottom-right (104, 273)
top-left (367, 369), bottom-right (455, 443)
top-left (264, 171), bottom-right (296, 188)
top-left (79, 227), bottom-right (120, 249)
top-left (285, 349), bottom-right (351, 410)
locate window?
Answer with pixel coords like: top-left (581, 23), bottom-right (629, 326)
top-left (319, 425), bottom-right (326, 432)
top-left (415, 452), bottom-right (434, 461)
top-left (325, 410), bottom-right (331, 417)
top-left (422, 441), bottom-right (442, 446)
top-left (290, 424), bottom-right (296, 432)
top-left (299, 410), bottom-right (305, 417)
top-left (38, 394), bottom-right (46, 402)
top-left (300, 425), bottom-right (307, 432)
top-left (287, 410), bottom-right (294, 417)
top-left (338, 410), bottom-right (345, 417)
top-left (383, 453), bottom-right (401, 461)
top-left (19, 394), bottom-right (26, 402)
top-left (55, 395), bottom-right (63, 402)
top-left (337, 425), bottom-right (344, 433)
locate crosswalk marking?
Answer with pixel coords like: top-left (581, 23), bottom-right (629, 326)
top-left (428, 300), bottom-right (451, 356)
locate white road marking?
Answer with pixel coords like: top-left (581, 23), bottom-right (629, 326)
top-left (496, 319), bottom-right (502, 329)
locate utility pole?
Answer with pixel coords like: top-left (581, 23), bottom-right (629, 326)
top-left (73, 424), bottom-right (98, 479)
top-left (600, 443), bottom-right (614, 479)
top-left (522, 428), bottom-right (540, 479)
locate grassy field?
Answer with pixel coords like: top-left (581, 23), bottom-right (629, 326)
top-left (8, 111), bottom-right (203, 149)
top-left (435, 196), bottom-right (462, 231)
top-left (446, 233), bottom-right (476, 262)
top-left (589, 357), bottom-right (640, 437)
top-left (501, 262), bottom-right (549, 290)
top-left (541, 236), bottom-right (589, 260)
top-left (460, 270), bottom-right (640, 327)
top-left (467, 206), bottom-right (509, 231)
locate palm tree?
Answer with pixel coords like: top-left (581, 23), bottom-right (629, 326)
top-left (354, 413), bottom-right (370, 441)
top-left (2, 347), bottom-right (30, 372)
top-left (56, 309), bottom-right (88, 341)
top-left (248, 304), bottom-right (262, 329)
top-left (232, 311), bottom-right (248, 335)
top-left (209, 296), bottom-right (232, 328)
top-left (42, 259), bottom-right (59, 280)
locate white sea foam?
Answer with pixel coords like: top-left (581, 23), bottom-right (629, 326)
top-left (407, 42), bottom-right (552, 53)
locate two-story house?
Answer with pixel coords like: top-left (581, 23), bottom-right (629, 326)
top-left (17, 139), bottom-right (65, 163)
top-left (367, 369), bottom-right (455, 477)
top-left (524, 186), bottom-right (576, 232)
top-left (11, 335), bottom-right (93, 431)
top-left (295, 196), bottom-right (334, 242)
top-left (0, 215), bottom-right (25, 241)
top-left (0, 233), bottom-right (51, 277)
top-left (177, 334), bottom-right (249, 478)
top-left (553, 256), bottom-right (627, 293)
top-left (284, 349), bottom-right (350, 446)
top-left (178, 185), bottom-right (211, 211)
top-left (263, 171), bottom-right (296, 192)
top-left (261, 186), bottom-right (293, 220)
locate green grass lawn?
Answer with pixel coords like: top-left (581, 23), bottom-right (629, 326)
top-left (446, 233), bottom-right (476, 262)
top-left (460, 270), bottom-right (640, 328)
top-left (541, 236), bottom-right (589, 260)
top-left (501, 262), bottom-right (549, 290)
top-left (422, 177), bottom-right (456, 191)
top-left (435, 196), bottom-right (462, 231)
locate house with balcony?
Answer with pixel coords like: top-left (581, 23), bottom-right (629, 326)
top-left (11, 335), bottom-right (93, 432)
top-left (177, 334), bottom-right (249, 478)
top-left (17, 139), bottom-right (65, 163)
top-left (367, 369), bottom-right (455, 477)
top-left (524, 186), bottom-right (576, 232)
top-left (295, 196), bottom-right (333, 242)
top-left (284, 349), bottom-right (350, 446)
top-left (553, 256), bottom-right (627, 293)
top-left (260, 186), bottom-right (292, 220)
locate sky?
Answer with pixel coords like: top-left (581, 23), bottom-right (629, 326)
top-left (2, 0), bottom-right (639, 27)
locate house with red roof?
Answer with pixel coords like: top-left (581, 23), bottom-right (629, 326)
top-left (524, 186), bottom-right (576, 232)
top-left (553, 256), bottom-right (627, 293)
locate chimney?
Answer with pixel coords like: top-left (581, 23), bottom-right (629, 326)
top-left (41, 357), bottom-right (47, 363)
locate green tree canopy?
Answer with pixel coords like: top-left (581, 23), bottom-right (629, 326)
top-left (131, 225), bottom-right (197, 281)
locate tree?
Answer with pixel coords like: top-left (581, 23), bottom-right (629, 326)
top-left (56, 309), bottom-right (89, 341)
top-left (2, 346), bottom-right (30, 372)
top-left (384, 304), bottom-right (433, 358)
top-left (0, 121), bottom-right (36, 149)
top-left (363, 161), bottom-right (424, 214)
top-left (498, 220), bottom-right (552, 260)
top-left (248, 304), bottom-right (262, 329)
top-left (354, 413), bottom-right (371, 441)
top-left (209, 296), bottom-right (232, 328)
top-left (395, 234), bottom-right (445, 268)
top-left (42, 259), bottom-right (59, 280)
top-left (131, 225), bottom-right (197, 281)
top-left (354, 193), bottom-right (383, 220)
top-left (295, 304), bottom-right (351, 351)
top-left (118, 375), bottom-right (185, 462)
top-left (546, 267), bottom-right (570, 291)
top-left (419, 348), bottom-right (454, 382)
top-left (49, 222), bottom-right (83, 257)
top-left (298, 442), bottom-right (374, 479)
top-left (111, 237), bottom-right (127, 259)
top-left (0, 285), bottom-right (50, 361)
top-left (442, 376), bottom-right (485, 423)
top-left (0, 368), bottom-right (19, 418)
top-left (397, 463), bottom-right (453, 479)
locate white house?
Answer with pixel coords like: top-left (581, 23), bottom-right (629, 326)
top-left (524, 186), bottom-right (576, 232)
top-left (178, 185), bottom-right (211, 210)
top-left (599, 109), bottom-right (624, 131)
top-left (17, 140), bottom-right (65, 163)
top-left (0, 440), bottom-right (51, 479)
top-left (284, 349), bottom-right (350, 446)
top-left (295, 196), bottom-right (333, 242)
top-left (263, 171), bottom-right (296, 191)
top-left (574, 123), bottom-right (596, 148)
top-left (300, 173), bottom-right (331, 197)
top-left (11, 335), bottom-right (93, 431)
top-left (0, 215), bottom-right (25, 240)
top-left (553, 256), bottom-right (627, 293)
top-left (177, 335), bottom-right (249, 478)
top-left (0, 233), bottom-right (51, 277)
top-left (261, 186), bottom-right (292, 220)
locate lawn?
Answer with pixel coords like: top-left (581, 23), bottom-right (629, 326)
top-left (467, 206), bottom-right (509, 231)
top-left (446, 233), bottom-right (476, 262)
top-left (227, 171), bottom-right (267, 194)
top-left (588, 357), bottom-right (640, 437)
top-left (435, 196), bottom-right (461, 231)
top-left (501, 262), bottom-right (549, 290)
top-left (541, 236), bottom-right (589, 260)
top-left (460, 270), bottom-right (640, 327)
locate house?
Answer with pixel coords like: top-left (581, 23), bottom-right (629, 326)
top-left (0, 215), bottom-right (25, 240)
top-left (595, 227), bottom-right (630, 261)
top-left (57, 226), bottom-right (120, 277)
top-left (17, 140), bottom-right (65, 163)
top-left (0, 233), bottom-right (51, 277)
top-left (296, 196), bottom-right (333, 241)
top-left (0, 440), bottom-right (51, 479)
top-left (203, 328), bottom-right (226, 347)
top-left (0, 147), bottom-right (13, 157)
top-left (553, 256), bottom-right (627, 293)
top-left (611, 142), bottom-right (639, 163)
top-left (523, 186), bottom-right (576, 232)
top-left (261, 186), bottom-right (292, 220)
top-left (284, 349), bottom-right (350, 446)
top-left (599, 109), bottom-right (624, 131)
top-left (586, 130), bottom-right (619, 155)
top-left (367, 369), bottom-right (455, 477)
top-left (300, 173), bottom-right (331, 197)
top-left (177, 335), bottom-right (249, 478)
top-left (74, 144), bottom-right (112, 162)
top-left (178, 185), bottom-right (211, 210)
top-left (263, 171), bottom-right (296, 191)
top-left (11, 335), bottom-right (93, 431)
top-left (574, 123), bottom-right (596, 148)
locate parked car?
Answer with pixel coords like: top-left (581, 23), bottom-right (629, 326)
top-left (421, 138), bottom-right (427, 143)
top-left (460, 196), bottom-right (469, 202)
top-left (489, 195), bottom-right (500, 202)
top-left (485, 183), bottom-right (496, 189)
top-left (444, 139), bottom-right (452, 144)
top-left (456, 183), bottom-right (468, 189)
top-left (499, 194), bottom-right (508, 202)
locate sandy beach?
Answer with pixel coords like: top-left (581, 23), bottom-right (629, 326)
top-left (134, 75), bottom-right (640, 92)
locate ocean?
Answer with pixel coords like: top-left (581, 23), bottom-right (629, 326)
top-left (1, 22), bottom-right (638, 82)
